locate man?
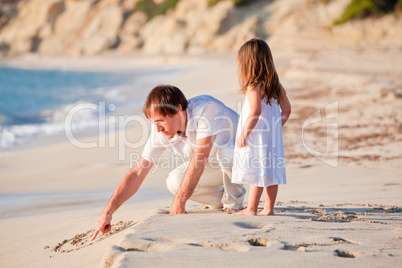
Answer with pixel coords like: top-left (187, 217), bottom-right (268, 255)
top-left (91, 85), bottom-right (245, 240)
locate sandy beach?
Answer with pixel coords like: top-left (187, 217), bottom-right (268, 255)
top-left (0, 46), bottom-right (401, 267)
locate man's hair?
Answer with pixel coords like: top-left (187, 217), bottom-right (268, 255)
top-left (143, 84), bottom-right (188, 119)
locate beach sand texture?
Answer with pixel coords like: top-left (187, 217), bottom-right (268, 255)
top-left (0, 45), bottom-right (402, 267)
top-left (101, 203), bottom-right (402, 268)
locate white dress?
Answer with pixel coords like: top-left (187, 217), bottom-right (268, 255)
top-left (232, 95), bottom-right (286, 187)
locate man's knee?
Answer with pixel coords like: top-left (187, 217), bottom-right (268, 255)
top-left (166, 169), bottom-right (184, 195)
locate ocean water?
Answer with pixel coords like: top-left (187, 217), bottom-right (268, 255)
top-left (0, 65), bottom-right (181, 152)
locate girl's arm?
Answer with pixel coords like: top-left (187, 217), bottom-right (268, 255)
top-left (238, 84), bottom-right (262, 147)
top-left (279, 85), bottom-right (291, 126)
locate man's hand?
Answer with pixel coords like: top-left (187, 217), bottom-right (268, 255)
top-left (91, 212), bottom-right (112, 241)
top-left (169, 136), bottom-right (215, 215)
top-left (90, 158), bottom-right (154, 241)
top-left (169, 199), bottom-right (186, 214)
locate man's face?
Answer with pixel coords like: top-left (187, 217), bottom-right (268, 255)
top-left (150, 109), bottom-right (183, 139)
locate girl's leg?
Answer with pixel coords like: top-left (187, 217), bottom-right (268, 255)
top-left (259, 185), bottom-right (278, 216)
top-left (234, 186), bottom-right (263, 215)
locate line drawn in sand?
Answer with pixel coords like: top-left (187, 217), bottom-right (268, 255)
top-left (45, 220), bottom-right (134, 254)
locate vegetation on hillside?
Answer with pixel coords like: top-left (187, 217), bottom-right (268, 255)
top-left (207, 0), bottom-right (254, 6)
top-left (134, 0), bottom-right (401, 25)
top-left (332, 0), bottom-right (402, 25)
top-left (135, 0), bottom-right (180, 20)
top-left (134, 0), bottom-right (255, 20)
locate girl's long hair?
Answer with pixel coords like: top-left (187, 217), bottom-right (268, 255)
top-left (237, 38), bottom-right (283, 105)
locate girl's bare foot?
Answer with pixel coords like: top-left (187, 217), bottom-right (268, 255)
top-left (258, 209), bottom-right (274, 216)
top-left (233, 208), bottom-right (257, 216)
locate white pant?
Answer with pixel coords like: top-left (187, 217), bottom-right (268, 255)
top-left (166, 145), bottom-right (246, 210)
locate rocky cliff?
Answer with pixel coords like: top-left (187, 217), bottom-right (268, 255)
top-left (0, 0), bottom-right (401, 58)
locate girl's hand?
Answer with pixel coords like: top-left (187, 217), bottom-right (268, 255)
top-left (237, 136), bottom-right (246, 148)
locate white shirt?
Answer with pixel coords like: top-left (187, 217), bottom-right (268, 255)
top-left (141, 95), bottom-right (239, 163)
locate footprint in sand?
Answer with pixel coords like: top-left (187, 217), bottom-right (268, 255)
top-left (281, 237), bottom-right (361, 253)
top-left (143, 236), bottom-right (196, 244)
top-left (282, 242), bottom-right (316, 252)
top-left (248, 238), bottom-right (270, 247)
top-left (233, 221), bottom-right (271, 230)
top-left (119, 236), bottom-right (250, 253)
top-left (120, 240), bottom-right (172, 253)
top-left (311, 211), bottom-right (359, 222)
top-left (335, 249), bottom-right (358, 258)
top-left (202, 242), bottom-right (250, 252)
top-left (330, 237), bottom-right (359, 245)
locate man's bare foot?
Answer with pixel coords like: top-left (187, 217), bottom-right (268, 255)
top-left (258, 209), bottom-right (274, 215)
top-left (222, 207), bottom-right (242, 214)
top-left (233, 208), bottom-right (257, 216)
top-left (205, 205), bottom-right (223, 210)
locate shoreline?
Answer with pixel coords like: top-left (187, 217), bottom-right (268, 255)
top-left (0, 51), bottom-right (233, 71)
top-left (0, 187), bottom-right (173, 220)
top-left (0, 53), bottom-right (202, 155)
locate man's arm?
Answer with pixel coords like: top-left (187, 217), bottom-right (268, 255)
top-left (169, 135), bottom-right (216, 214)
top-left (91, 157), bottom-right (153, 240)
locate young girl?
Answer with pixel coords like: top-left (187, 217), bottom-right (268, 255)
top-left (232, 38), bottom-right (291, 216)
